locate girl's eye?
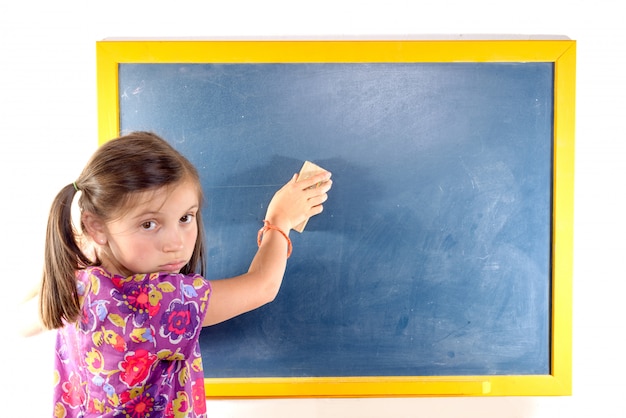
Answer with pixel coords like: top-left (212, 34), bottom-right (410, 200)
top-left (180, 214), bottom-right (194, 224)
top-left (141, 221), bottom-right (157, 230)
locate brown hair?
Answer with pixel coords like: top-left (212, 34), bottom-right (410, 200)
top-left (40, 131), bottom-right (206, 329)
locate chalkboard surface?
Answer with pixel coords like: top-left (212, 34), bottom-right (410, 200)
top-left (119, 62), bottom-right (553, 378)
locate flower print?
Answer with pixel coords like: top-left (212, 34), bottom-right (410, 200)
top-left (191, 356), bottom-right (204, 373)
top-left (112, 282), bottom-right (162, 327)
top-left (166, 391), bottom-right (190, 418)
top-left (78, 300), bottom-right (96, 333)
top-left (56, 342), bottom-right (70, 363)
top-left (159, 299), bottom-right (201, 344)
top-left (191, 377), bottom-right (207, 414)
top-left (53, 402), bottom-right (67, 418)
top-left (118, 385), bottom-right (167, 418)
top-left (88, 271), bottom-right (101, 295)
top-left (157, 348), bottom-right (185, 362)
top-left (182, 283), bottom-right (198, 298)
top-left (88, 398), bottom-right (106, 415)
top-left (92, 374), bottom-right (105, 386)
top-left (129, 327), bottom-right (155, 344)
top-left (92, 300), bottom-right (109, 321)
top-left (76, 279), bottom-right (86, 296)
top-left (103, 382), bottom-right (116, 397)
top-left (119, 349), bottom-right (158, 388)
top-left (120, 389), bottom-right (156, 418)
top-left (104, 384), bottom-right (120, 411)
top-left (111, 275), bottom-right (126, 289)
top-left (141, 327), bottom-right (155, 343)
top-left (85, 347), bottom-right (105, 375)
top-left (92, 327), bottom-right (127, 352)
top-left (149, 285), bottom-right (164, 307)
top-left (105, 329), bottom-right (127, 352)
top-left (61, 372), bottom-right (86, 409)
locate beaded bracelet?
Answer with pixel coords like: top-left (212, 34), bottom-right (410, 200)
top-left (257, 220), bottom-right (292, 258)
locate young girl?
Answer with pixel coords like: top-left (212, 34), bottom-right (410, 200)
top-left (37, 131), bottom-right (332, 417)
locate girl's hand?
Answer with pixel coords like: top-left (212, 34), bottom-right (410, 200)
top-left (265, 170), bottom-right (332, 232)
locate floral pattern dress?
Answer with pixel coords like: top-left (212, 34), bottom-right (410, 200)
top-left (53, 266), bottom-right (212, 417)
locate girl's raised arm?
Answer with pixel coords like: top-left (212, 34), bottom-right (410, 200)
top-left (203, 170), bottom-right (332, 326)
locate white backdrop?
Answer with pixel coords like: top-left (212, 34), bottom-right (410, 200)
top-left (1, 1), bottom-right (624, 417)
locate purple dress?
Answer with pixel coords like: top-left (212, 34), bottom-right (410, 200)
top-left (53, 266), bottom-right (212, 417)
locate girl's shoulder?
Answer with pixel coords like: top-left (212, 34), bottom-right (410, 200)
top-left (77, 266), bottom-right (209, 293)
top-left (79, 266), bottom-right (205, 281)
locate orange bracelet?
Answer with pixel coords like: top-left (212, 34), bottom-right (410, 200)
top-left (257, 220), bottom-right (292, 258)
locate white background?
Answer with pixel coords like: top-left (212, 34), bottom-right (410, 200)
top-left (1, 1), bottom-right (624, 417)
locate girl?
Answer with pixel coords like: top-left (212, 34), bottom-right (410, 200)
top-left (37, 131), bottom-right (332, 417)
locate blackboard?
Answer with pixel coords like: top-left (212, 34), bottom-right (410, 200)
top-left (97, 39), bottom-right (575, 397)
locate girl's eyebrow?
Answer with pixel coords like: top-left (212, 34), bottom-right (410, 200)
top-left (183, 204), bottom-right (200, 213)
top-left (131, 204), bottom-right (200, 220)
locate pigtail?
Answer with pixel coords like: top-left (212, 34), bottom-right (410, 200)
top-left (40, 184), bottom-right (92, 329)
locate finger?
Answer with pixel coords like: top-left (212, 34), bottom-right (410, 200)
top-left (307, 192), bottom-right (329, 208)
top-left (319, 178), bottom-right (332, 192)
top-left (306, 202), bottom-right (325, 219)
top-left (299, 171), bottom-right (332, 190)
top-left (305, 180), bottom-right (332, 199)
top-left (310, 201), bottom-right (327, 214)
top-left (303, 177), bottom-right (332, 194)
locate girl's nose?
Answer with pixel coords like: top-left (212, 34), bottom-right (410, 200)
top-left (163, 228), bottom-right (184, 252)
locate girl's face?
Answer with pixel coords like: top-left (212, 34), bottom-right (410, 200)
top-left (97, 180), bottom-right (200, 276)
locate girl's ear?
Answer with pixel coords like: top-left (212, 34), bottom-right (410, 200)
top-left (82, 211), bottom-right (108, 245)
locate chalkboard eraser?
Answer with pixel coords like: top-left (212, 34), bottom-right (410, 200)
top-left (294, 160), bottom-right (327, 233)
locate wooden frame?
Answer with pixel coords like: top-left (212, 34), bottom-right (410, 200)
top-left (96, 38), bottom-right (575, 397)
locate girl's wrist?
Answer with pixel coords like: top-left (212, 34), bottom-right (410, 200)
top-left (257, 220), bottom-right (292, 258)
top-left (263, 215), bottom-right (292, 234)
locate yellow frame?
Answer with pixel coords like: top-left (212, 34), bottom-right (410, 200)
top-left (96, 39), bottom-right (575, 397)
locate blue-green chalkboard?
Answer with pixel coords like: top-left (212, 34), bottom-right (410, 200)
top-left (118, 62), bottom-right (553, 378)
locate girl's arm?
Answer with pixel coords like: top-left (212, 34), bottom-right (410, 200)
top-left (15, 286), bottom-right (45, 337)
top-left (203, 170), bottom-right (332, 326)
